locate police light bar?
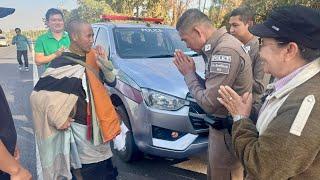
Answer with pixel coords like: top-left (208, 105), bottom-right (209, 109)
top-left (101, 15), bottom-right (164, 24)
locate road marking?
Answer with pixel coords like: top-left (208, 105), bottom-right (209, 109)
top-left (12, 115), bottom-right (28, 122)
top-left (30, 43), bottom-right (44, 180)
top-left (31, 43), bottom-right (39, 86)
top-left (172, 154), bottom-right (207, 175)
top-left (21, 127), bottom-right (34, 135)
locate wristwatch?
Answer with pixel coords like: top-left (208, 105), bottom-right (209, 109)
top-left (233, 115), bottom-right (247, 122)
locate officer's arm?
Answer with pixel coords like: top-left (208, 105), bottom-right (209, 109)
top-left (195, 73), bottom-right (205, 88)
top-left (184, 49), bottom-right (244, 114)
top-left (232, 96), bottom-right (320, 179)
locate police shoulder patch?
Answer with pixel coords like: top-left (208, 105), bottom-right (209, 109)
top-left (241, 45), bottom-right (250, 54)
top-left (210, 55), bottom-right (231, 74)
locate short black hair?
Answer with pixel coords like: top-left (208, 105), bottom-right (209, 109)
top-left (45, 8), bottom-right (64, 21)
top-left (230, 6), bottom-right (254, 24)
top-left (15, 28), bottom-right (21, 32)
top-left (176, 8), bottom-right (211, 32)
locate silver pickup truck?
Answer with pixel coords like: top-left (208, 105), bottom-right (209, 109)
top-left (92, 22), bottom-right (208, 162)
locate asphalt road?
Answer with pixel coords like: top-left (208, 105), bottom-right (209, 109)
top-left (0, 45), bottom-right (207, 180)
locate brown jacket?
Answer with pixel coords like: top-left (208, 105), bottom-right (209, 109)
top-left (232, 58), bottom-right (320, 179)
top-left (185, 27), bottom-right (253, 115)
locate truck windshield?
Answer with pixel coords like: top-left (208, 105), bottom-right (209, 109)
top-left (113, 27), bottom-right (196, 59)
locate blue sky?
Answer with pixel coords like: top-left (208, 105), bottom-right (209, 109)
top-left (0, 0), bottom-right (78, 31)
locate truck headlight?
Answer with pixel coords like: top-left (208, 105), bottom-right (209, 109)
top-left (141, 88), bottom-right (188, 111)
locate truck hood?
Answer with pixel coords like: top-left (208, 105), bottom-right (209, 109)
top-left (115, 56), bottom-right (205, 99)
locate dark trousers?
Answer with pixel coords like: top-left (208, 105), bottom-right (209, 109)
top-left (72, 158), bottom-right (118, 180)
top-left (17, 50), bottom-right (28, 67)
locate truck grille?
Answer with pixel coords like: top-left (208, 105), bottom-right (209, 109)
top-left (187, 93), bottom-right (209, 133)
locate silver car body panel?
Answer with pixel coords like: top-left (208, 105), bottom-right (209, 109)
top-left (94, 23), bottom-right (208, 159)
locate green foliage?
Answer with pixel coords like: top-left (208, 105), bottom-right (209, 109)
top-left (241, 0), bottom-right (319, 23)
top-left (208, 0), bottom-right (242, 27)
top-left (63, 0), bottom-right (319, 28)
top-left (65, 0), bottom-right (114, 23)
top-left (207, 0), bottom-right (320, 28)
top-left (103, 0), bottom-right (144, 16)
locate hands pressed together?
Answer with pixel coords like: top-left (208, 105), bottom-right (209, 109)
top-left (173, 49), bottom-right (196, 76)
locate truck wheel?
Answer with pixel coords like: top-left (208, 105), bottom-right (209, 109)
top-left (111, 105), bottom-right (142, 162)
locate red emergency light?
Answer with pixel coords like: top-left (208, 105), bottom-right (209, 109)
top-left (101, 15), bottom-right (164, 24)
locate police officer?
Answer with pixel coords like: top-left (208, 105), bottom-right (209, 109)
top-left (229, 7), bottom-right (268, 113)
top-left (173, 9), bottom-right (253, 180)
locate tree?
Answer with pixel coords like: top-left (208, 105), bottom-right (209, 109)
top-left (65, 0), bottom-right (114, 23)
top-left (168, 0), bottom-right (192, 26)
top-left (208, 0), bottom-right (243, 27)
top-left (241, 0), bottom-right (319, 23)
top-left (207, 0), bottom-right (319, 28)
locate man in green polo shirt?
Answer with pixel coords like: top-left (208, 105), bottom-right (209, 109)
top-left (35, 8), bottom-right (70, 69)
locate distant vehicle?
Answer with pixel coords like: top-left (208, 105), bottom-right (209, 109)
top-left (92, 15), bottom-right (208, 162)
top-left (0, 35), bottom-right (9, 47)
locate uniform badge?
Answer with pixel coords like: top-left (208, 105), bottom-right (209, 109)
top-left (241, 45), bottom-right (250, 54)
top-left (209, 55), bottom-right (231, 74)
top-left (204, 44), bottom-right (211, 51)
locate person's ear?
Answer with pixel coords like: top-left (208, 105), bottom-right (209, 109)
top-left (193, 25), bottom-right (205, 42)
top-left (71, 32), bottom-right (78, 42)
top-left (284, 42), bottom-right (299, 62)
top-left (247, 20), bottom-right (254, 28)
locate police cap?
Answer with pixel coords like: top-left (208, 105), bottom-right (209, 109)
top-left (249, 5), bottom-right (320, 49)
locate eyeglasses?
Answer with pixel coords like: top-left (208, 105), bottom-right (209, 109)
top-left (258, 38), bottom-right (287, 49)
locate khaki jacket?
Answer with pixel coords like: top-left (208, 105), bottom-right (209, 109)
top-left (245, 37), bottom-right (266, 102)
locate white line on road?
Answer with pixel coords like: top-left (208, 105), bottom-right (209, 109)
top-left (30, 43), bottom-right (43, 180)
top-left (12, 115), bottom-right (29, 122)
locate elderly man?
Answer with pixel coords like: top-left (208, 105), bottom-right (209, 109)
top-left (30, 19), bottom-right (120, 180)
top-left (218, 5), bottom-right (320, 179)
top-left (173, 9), bottom-right (252, 179)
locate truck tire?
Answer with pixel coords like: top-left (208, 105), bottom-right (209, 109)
top-left (111, 105), bottom-right (142, 162)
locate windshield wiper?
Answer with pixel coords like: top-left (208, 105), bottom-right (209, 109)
top-left (147, 54), bottom-right (174, 58)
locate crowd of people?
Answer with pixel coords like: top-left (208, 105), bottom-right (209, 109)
top-left (0, 4), bottom-right (319, 180)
